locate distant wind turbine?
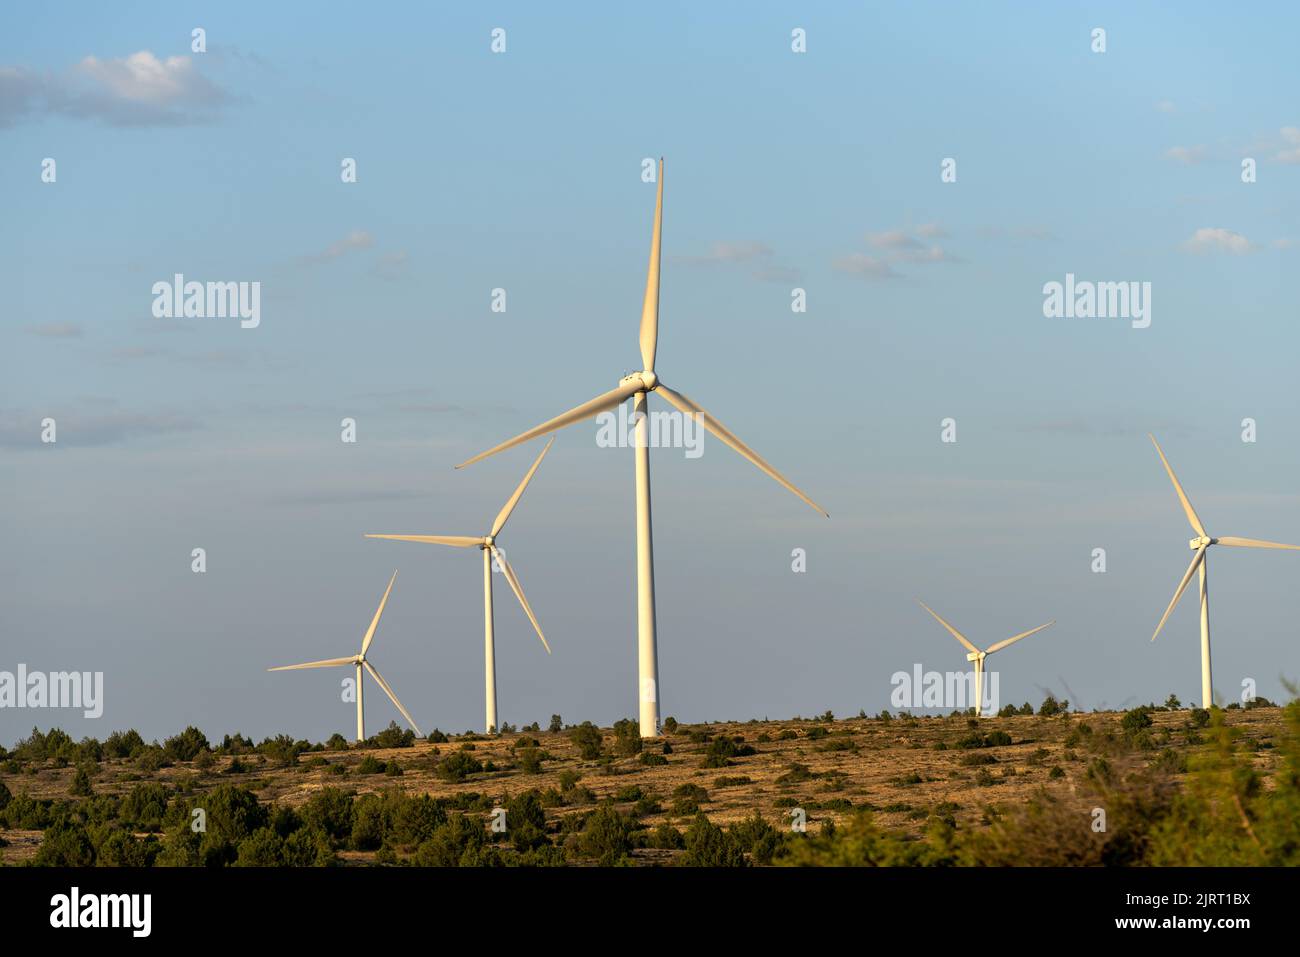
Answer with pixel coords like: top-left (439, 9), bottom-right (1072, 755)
top-left (918, 600), bottom-right (1055, 717)
top-left (367, 437), bottom-right (553, 734)
top-left (1148, 433), bottom-right (1300, 708)
top-left (268, 570), bottom-right (421, 742)
top-left (453, 159), bottom-right (827, 737)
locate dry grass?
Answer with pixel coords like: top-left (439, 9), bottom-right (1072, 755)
top-left (1, 707), bottom-right (1286, 865)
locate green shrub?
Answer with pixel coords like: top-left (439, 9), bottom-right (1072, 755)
top-left (568, 723), bottom-right (604, 760)
top-left (573, 805), bottom-right (633, 865)
top-left (680, 814), bottom-right (746, 867)
top-left (163, 726), bottom-right (210, 762)
top-left (436, 750), bottom-right (483, 782)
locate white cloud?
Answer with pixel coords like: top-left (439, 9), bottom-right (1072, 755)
top-left (832, 254), bottom-right (897, 279)
top-left (1164, 145), bottom-right (1206, 165)
top-left (680, 241), bottom-right (773, 264)
top-left (1277, 126), bottom-right (1300, 164)
top-left (866, 230), bottom-right (920, 250)
top-left (303, 230), bottom-right (375, 264)
top-left (1155, 100), bottom-right (1177, 114)
top-left (915, 223), bottom-right (949, 239)
top-left (1181, 227), bottom-right (1253, 255)
top-left (25, 321), bottom-right (84, 338)
top-left (0, 50), bottom-right (230, 128)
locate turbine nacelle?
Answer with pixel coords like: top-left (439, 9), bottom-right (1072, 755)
top-left (966, 651), bottom-right (984, 663)
top-left (1190, 536), bottom-right (1215, 550)
top-left (621, 370), bottom-right (658, 392)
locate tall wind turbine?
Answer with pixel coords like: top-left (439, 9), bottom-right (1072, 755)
top-left (366, 437), bottom-right (553, 734)
top-left (917, 600), bottom-right (1055, 717)
top-left (1148, 433), bottom-right (1300, 708)
top-left (268, 570), bottom-right (421, 742)
top-left (454, 159), bottom-right (827, 737)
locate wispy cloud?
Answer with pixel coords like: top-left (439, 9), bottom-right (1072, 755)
top-left (677, 241), bottom-right (802, 283)
top-left (1164, 145), bottom-right (1206, 165)
top-left (1181, 227), bottom-right (1253, 255)
top-left (108, 346), bottom-right (248, 366)
top-left (1277, 126), bottom-right (1300, 164)
top-left (24, 321), bottom-right (84, 339)
top-left (301, 230), bottom-right (375, 265)
top-left (865, 231), bottom-right (921, 250)
top-left (1155, 99), bottom-right (1177, 114)
top-left (678, 241), bottom-right (774, 264)
top-left (373, 250), bottom-right (411, 281)
top-left (0, 409), bottom-right (202, 448)
top-left (0, 51), bottom-right (231, 128)
top-left (915, 223), bottom-right (949, 239)
top-left (831, 254), bottom-right (897, 280)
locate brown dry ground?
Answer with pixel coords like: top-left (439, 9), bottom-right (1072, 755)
top-left (0, 707), bottom-right (1287, 865)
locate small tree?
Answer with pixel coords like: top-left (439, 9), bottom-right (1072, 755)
top-left (569, 723), bottom-right (604, 760)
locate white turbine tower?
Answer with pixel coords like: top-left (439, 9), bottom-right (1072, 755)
top-left (454, 159), bottom-right (827, 737)
top-left (1148, 433), bottom-right (1300, 708)
top-left (366, 437), bottom-right (553, 734)
top-left (268, 570), bottom-right (421, 742)
top-left (917, 600), bottom-right (1055, 718)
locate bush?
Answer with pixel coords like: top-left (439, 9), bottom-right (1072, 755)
top-left (298, 788), bottom-right (354, 845)
top-left (568, 723), bottom-right (604, 760)
top-left (573, 805), bottom-right (633, 865)
top-left (548, 715), bottom-right (564, 733)
top-left (639, 752), bottom-right (668, 767)
top-left (1038, 695), bottom-right (1067, 717)
top-left (661, 716), bottom-right (678, 734)
top-left (680, 814), bottom-right (746, 867)
top-left (1121, 708), bottom-right (1155, 733)
top-left (371, 722), bottom-right (415, 750)
top-left (69, 765), bottom-right (94, 797)
top-left (104, 729), bottom-right (146, 759)
top-left (612, 719), bottom-right (642, 757)
top-left (163, 726), bottom-right (210, 762)
top-left (436, 750), bottom-right (483, 782)
top-left (427, 729), bottom-right (449, 744)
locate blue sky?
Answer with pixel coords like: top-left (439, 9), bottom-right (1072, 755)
top-left (2, 3), bottom-right (1299, 743)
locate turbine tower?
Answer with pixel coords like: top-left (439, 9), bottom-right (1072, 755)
top-left (1148, 434), bottom-right (1300, 708)
top-left (367, 437), bottom-right (553, 734)
top-left (454, 159), bottom-right (827, 737)
top-left (917, 600), bottom-right (1054, 717)
top-left (268, 570), bottom-right (421, 742)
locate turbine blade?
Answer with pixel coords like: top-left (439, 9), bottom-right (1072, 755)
top-left (268, 656), bottom-right (354, 671)
top-left (655, 381), bottom-right (828, 517)
top-left (1151, 544), bottom-right (1207, 642)
top-left (363, 661), bottom-right (422, 736)
top-left (456, 380), bottom-right (643, 469)
top-left (1215, 536), bottom-right (1300, 551)
top-left (365, 534), bottom-right (485, 548)
top-left (492, 546), bottom-right (550, 653)
top-left (491, 436), bottom-right (555, 538)
top-left (639, 157), bottom-right (664, 372)
top-left (985, 620), bottom-right (1055, 655)
top-left (916, 600), bottom-right (979, 655)
top-left (361, 569), bottom-right (397, 656)
top-left (1149, 434), bottom-right (1206, 537)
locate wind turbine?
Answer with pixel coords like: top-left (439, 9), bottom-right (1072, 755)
top-left (454, 159), bottom-right (827, 737)
top-left (1147, 433), bottom-right (1300, 708)
top-left (917, 600), bottom-right (1055, 717)
top-left (366, 437), bottom-right (553, 734)
top-left (268, 570), bottom-right (421, 742)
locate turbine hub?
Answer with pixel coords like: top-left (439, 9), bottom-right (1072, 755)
top-left (484, 535), bottom-right (495, 548)
top-left (966, 651), bottom-right (983, 662)
top-left (1190, 536), bottom-right (1213, 550)
top-left (638, 370), bottom-right (658, 390)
